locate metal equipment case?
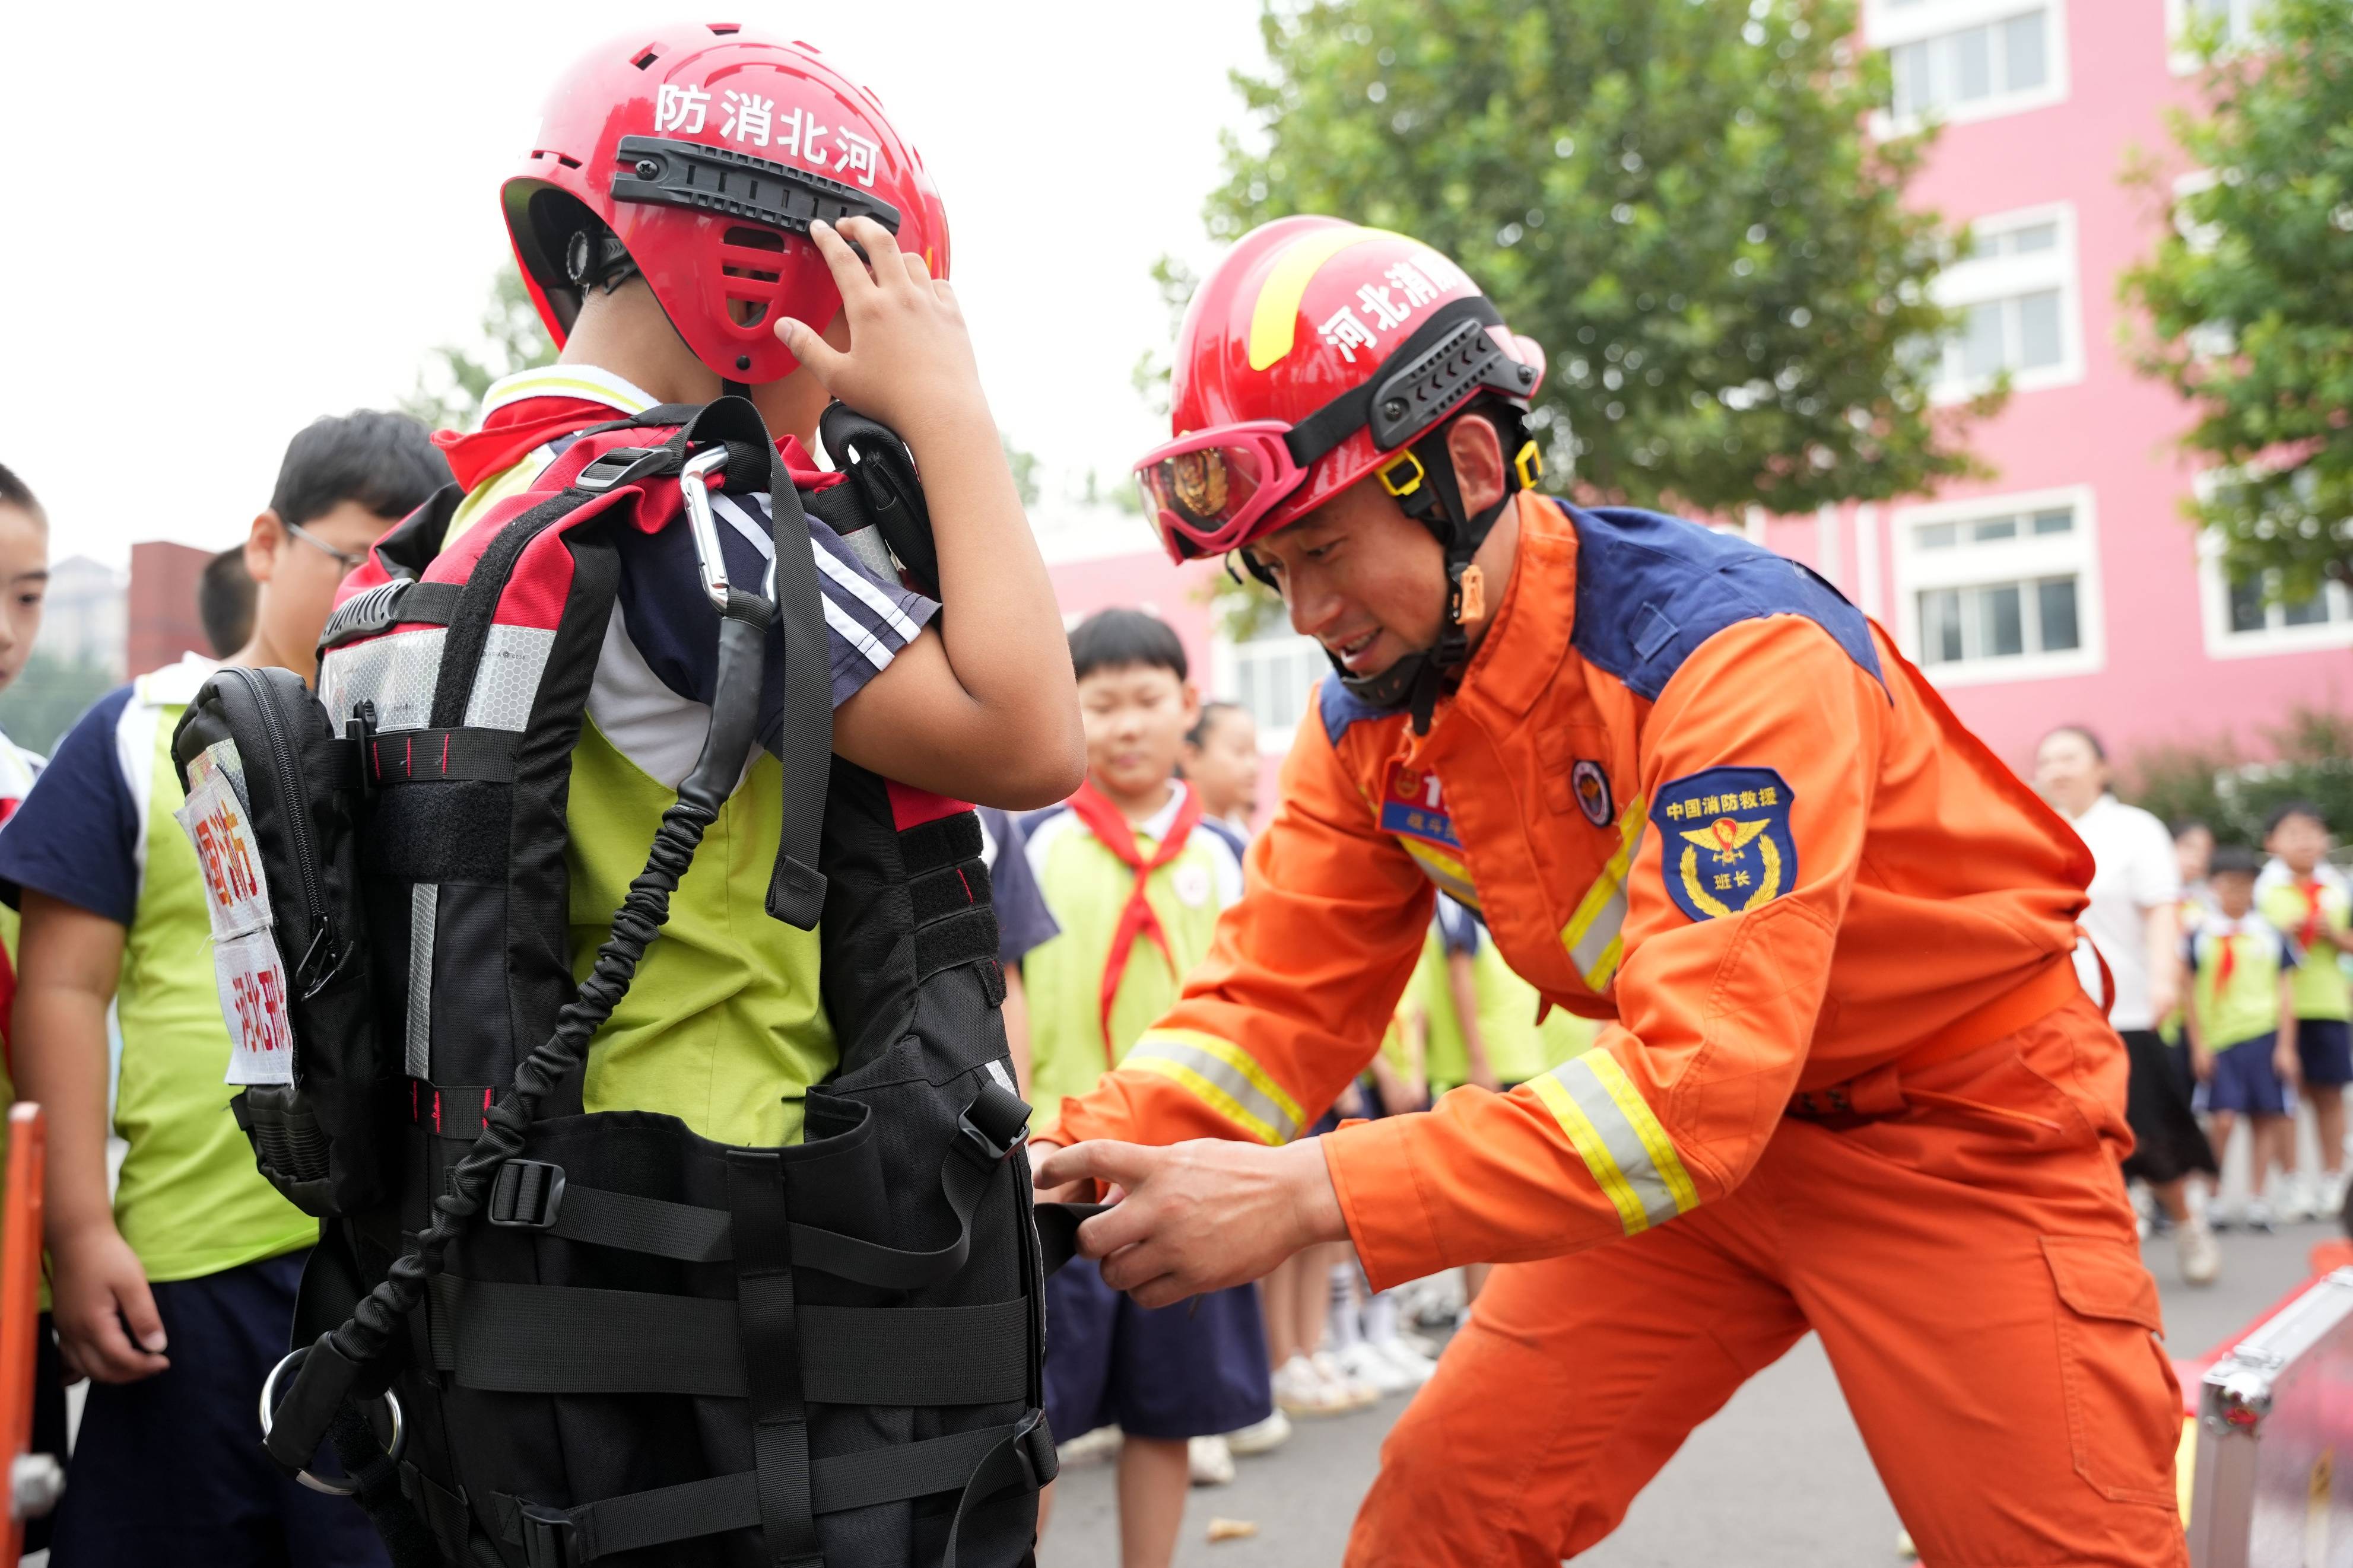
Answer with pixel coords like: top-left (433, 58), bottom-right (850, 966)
top-left (2189, 1268), bottom-right (2353, 1567)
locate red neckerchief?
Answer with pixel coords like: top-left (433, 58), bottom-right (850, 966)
top-left (1064, 780), bottom-right (1204, 1067)
top-left (2214, 929), bottom-right (2237, 991)
top-left (2297, 879), bottom-right (2327, 950)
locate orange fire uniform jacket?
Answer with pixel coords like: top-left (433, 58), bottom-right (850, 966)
top-left (1047, 492), bottom-right (2099, 1288)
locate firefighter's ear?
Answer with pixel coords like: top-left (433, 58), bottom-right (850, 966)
top-left (1444, 412), bottom-right (1507, 518)
top-left (244, 510), bottom-right (287, 588)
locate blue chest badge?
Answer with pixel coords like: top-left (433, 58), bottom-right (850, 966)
top-left (1378, 760), bottom-right (1461, 850)
top-left (1648, 766), bottom-right (1797, 923)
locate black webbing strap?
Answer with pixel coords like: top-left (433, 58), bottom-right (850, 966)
top-left (494, 1421), bottom-right (1032, 1564)
top-left (1033, 1203), bottom-right (1110, 1277)
top-left (465, 1150), bottom-right (996, 1290)
top-left (913, 907), bottom-right (1001, 982)
top-left (941, 1410), bottom-right (1058, 1568)
top-left (424, 1274), bottom-right (1028, 1405)
top-left (365, 727), bottom-right (522, 786)
top-left (761, 444), bottom-right (831, 930)
top-left (409, 1080), bottom-right (498, 1140)
top-left (326, 1402), bottom-right (441, 1568)
top-left (726, 1152), bottom-right (822, 1567)
top-left (400, 1461), bottom-right (477, 1566)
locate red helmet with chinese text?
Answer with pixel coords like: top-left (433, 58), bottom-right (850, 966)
top-left (504, 23), bottom-right (949, 386)
top-left (1134, 217), bottom-right (1545, 565)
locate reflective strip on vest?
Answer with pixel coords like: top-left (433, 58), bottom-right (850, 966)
top-left (1528, 1049), bottom-right (1698, 1235)
top-left (1122, 1029), bottom-right (1306, 1146)
top-left (1559, 796), bottom-right (1646, 992)
top-left (407, 884), bottom-right (437, 1079)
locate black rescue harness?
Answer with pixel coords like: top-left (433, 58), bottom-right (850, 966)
top-left (173, 398), bottom-right (1091, 1568)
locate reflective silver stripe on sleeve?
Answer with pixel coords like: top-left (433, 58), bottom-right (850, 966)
top-left (1122, 1033), bottom-right (1304, 1146)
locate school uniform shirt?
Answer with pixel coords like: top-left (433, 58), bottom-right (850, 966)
top-left (409, 364), bottom-right (937, 1147)
top-left (2060, 793), bottom-right (2182, 1033)
top-left (2184, 910), bottom-right (2299, 1053)
top-left (2257, 860), bottom-right (2352, 1024)
top-left (976, 806), bottom-right (1059, 968)
top-left (1018, 783), bottom-right (1247, 1132)
top-left (0, 656), bottom-right (316, 1283)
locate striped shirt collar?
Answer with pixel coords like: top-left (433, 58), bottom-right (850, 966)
top-left (475, 363), bottom-right (660, 424)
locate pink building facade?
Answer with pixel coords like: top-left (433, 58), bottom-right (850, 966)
top-left (1044, 0), bottom-right (2346, 801)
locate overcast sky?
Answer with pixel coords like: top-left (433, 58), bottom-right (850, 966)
top-left (0, 1), bottom-right (1269, 568)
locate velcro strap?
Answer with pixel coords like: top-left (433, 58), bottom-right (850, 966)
top-left (409, 1081), bottom-right (498, 1140)
top-left (366, 727), bottom-right (522, 785)
top-left (914, 907), bottom-right (1001, 981)
top-left (909, 860), bottom-right (993, 925)
top-left (900, 813), bottom-right (984, 875)
top-left (426, 1275), bottom-right (1028, 1406)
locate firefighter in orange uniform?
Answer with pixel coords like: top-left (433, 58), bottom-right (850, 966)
top-left (1033, 217), bottom-right (2186, 1567)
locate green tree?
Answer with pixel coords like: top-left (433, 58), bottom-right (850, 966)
top-left (1204, 0), bottom-right (1983, 517)
top-left (2122, 704), bottom-right (2353, 851)
top-left (0, 651), bottom-right (119, 756)
top-left (400, 264), bottom-right (559, 432)
top-left (2119, 0), bottom-right (2353, 606)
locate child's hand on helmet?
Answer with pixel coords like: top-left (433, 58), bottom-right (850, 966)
top-left (776, 217), bottom-right (987, 442)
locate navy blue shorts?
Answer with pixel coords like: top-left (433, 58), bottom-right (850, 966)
top-left (49, 1249), bottom-right (389, 1568)
top-left (2206, 1033), bottom-right (2295, 1118)
top-left (2298, 1018), bottom-right (2353, 1089)
top-left (1043, 1259), bottom-right (1271, 1442)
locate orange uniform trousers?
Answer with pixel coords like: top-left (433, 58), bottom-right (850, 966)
top-left (1349, 994), bottom-right (2186, 1567)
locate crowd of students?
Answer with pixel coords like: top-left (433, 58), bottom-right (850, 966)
top-left (2035, 725), bottom-right (2353, 1292)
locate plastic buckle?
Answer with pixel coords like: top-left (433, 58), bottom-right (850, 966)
top-left (572, 446), bottom-right (681, 495)
top-left (954, 1081), bottom-right (1033, 1168)
top-left (1513, 438), bottom-right (1544, 491)
top-left (1378, 450), bottom-right (1425, 498)
top-left (517, 1504), bottom-right (576, 1568)
top-left (487, 1160), bottom-right (566, 1230)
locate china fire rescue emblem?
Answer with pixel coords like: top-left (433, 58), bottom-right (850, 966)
top-left (1647, 766), bottom-right (1798, 923)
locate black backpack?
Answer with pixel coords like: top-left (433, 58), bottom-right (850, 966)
top-left (173, 398), bottom-right (1084, 1567)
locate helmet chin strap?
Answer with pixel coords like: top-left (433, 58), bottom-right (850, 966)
top-left (1333, 410), bottom-right (1530, 736)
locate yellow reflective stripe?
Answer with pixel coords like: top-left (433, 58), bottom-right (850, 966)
top-left (1532, 1052), bottom-right (1699, 1235)
top-left (1560, 796), bottom-right (1646, 990)
top-left (1581, 1052), bottom-right (1701, 1214)
top-left (1246, 226), bottom-right (1391, 370)
top-left (1123, 1030), bottom-right (1306, 1146)
top-left (1402, 840), bottom-right (1480, 906)
top-left (1529, 1073), bottom-right (1648, 1234)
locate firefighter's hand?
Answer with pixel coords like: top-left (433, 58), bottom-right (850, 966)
top-left (775, 215), bottom-right (985, 442)
top-left (49, 1224), bottom-right (168, 1384)
top-left (1037, 1138), bottom-right (1349, 1309)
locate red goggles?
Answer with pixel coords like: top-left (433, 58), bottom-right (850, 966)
top-left (1132, 422), bottom-right (1308, 559)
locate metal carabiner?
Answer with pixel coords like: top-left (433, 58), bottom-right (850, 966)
top-left (259, 1348), bottom-right (406, 1496)
top-left (677, 446), bottom-right (735, 612)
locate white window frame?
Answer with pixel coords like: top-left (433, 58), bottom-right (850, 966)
top-left (1891, 483), bottom-right (2104, 685)
top-left (1209, 622), bottom-right (1328, 756)
top-left (1867, 0), bottom-right (2070, 135)
top-left (1928, 201), bottom-right (2085, 404)
top-left (2166, 0), bottom-right (2255, 74)
top-left (2193, 512), bottom-right (2353, 659)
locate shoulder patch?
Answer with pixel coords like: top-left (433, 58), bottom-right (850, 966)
top-left (1564, 504), bottom-right (1886, 702)
top-left (1649, 766), bottom-right (1797, 923)
top-left (1319, 670), bottom-right (1402, 746)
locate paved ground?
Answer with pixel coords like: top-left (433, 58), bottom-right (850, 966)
top-left (1037, 1220), bottom-right (2330, 1567)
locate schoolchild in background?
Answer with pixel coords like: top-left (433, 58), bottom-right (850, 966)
top-left (2187, 844), bottom-right (2303, 1232)
top-left (4, 414), bottom-right (447, 1568)
top-left (1182, 699), bottom-right (1262, 835)
top-left (1022, 609), bottom-right (1270, 1566)
top-left (2259, 802), bottom-right (2353, 1219)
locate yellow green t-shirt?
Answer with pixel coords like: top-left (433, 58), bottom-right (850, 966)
top-left (2258, 873), bottom-right (2351, 1023)
top-left (1418, 898), bottom-right (1596, 1090)
top-left (2187, 912), bottom-right (2297, 1052)
top-left (1018, 786), bottom-right (1247, 1132)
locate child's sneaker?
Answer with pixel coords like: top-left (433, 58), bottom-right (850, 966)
top-left (2325, 1169), bottom-right (2352, 1217)
top-left (1187, 1435), bottom-right (1236, 1486)
top-left (1372, 1337), bottom-right (1440, 1387)
top-left (1273, 1354), bottom-right (1359, 1417)
top-left (2175, 1216), bottom-right (2223, 1286)
top-left (1224, 1409), bottom-right (1292, 1457)
top-left (1309, 1350), bottom-right (1382, 1410)
top-left (1335, 1340), bottom-right (1416, 1396)
top-left (2244, 1195), bottom-right (2276, 1233)
top-left (2276, 1174), bottom-right (2317, 1224)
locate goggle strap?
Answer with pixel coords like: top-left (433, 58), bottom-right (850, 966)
top-left (1282, 296), bottom-right (1510, 472)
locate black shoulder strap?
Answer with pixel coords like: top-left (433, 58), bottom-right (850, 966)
top-left (818, 402), bottom-right (939, 600)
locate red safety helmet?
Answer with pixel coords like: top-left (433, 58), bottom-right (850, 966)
top-left (504, 23), bottom-right (950, 386)
top-left (1136, 217), bottom-right (1545, 565)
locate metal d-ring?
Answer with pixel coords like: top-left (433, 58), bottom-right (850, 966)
top-left (258, 1347), bottom-right (406, 1496)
